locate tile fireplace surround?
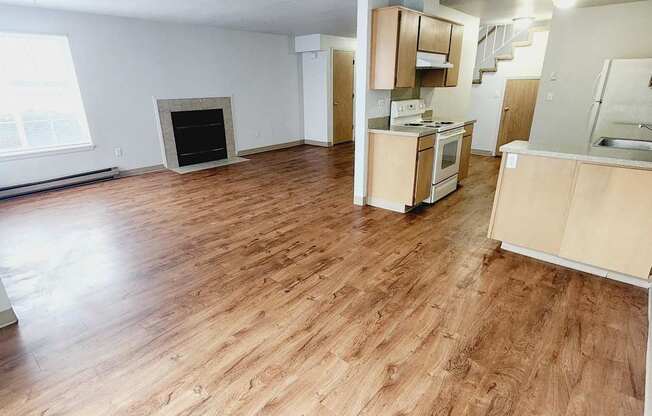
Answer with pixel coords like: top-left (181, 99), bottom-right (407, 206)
top-left (155, 96), bottom-right (246, 173)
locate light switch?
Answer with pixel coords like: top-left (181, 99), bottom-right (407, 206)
top-left (546, 92), bottom-right (554, 101)
top-left (550, 72), bottom-right (558, 81)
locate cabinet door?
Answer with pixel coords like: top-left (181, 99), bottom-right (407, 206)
top-left (489, 154), bottom-right (577, 255)
top-left (395, 10), bottom-right (419, 88)
top-left (418, 16), bottom-right (451, 54)
top-left (560, 163), bottom-right (652, 279)
top-left (445, 24), bottom-right (464, 87)
top-left (370, 8), bottom-right (400, 90)
top-left (413, 146), bottom-right (434, 205)
top-left (459, 132), bottom-right (472, 181)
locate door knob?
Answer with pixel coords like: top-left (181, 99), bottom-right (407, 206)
top-left (504, 107), bottom-right (510, 111)
top-left (334, 101), bottom-right (340, 106)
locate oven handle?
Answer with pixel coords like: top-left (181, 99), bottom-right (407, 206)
top-left (437, 128), bottom-right (465, 142)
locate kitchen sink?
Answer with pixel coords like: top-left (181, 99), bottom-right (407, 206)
top-left (594, 137), bottom-right (652, 151)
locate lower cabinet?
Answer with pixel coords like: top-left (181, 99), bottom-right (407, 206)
top-left (489, 152), bottom-right (652, 280)
top-left (489, 154), bottom-right (577, 255)
top-left (458, 124), bottom-right (474, 181)
top-left (367, 132), bottom-right (435, 212)
top-left (560, 163), bottom-right (652, 279)
top-left (414, 146), bottom-right (435, 204)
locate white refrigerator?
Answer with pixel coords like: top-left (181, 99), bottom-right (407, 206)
top-left (588, 58), bottom-right (652, 145)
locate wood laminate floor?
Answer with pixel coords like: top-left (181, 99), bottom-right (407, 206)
top-left (0, 144), bottom-right (647, 416)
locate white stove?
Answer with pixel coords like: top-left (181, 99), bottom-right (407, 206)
top-left (391, 99), bottom-right (465, 203)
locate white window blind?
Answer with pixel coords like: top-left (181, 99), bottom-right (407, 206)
top-left (0, 32), bottom-right (92, 156)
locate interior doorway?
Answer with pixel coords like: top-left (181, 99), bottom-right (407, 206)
top-left (332, 50), bottom-right (355, 145)
top-left (495, 78), bottom-right (540, 154)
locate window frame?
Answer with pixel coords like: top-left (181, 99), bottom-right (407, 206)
top-left (0, 31), bottom-right (95, 161)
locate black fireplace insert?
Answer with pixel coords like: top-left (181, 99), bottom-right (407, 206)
top-left (171, 109), bottom-right (227, 166)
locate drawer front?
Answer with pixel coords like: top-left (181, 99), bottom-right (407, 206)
top-left (418, 135), bottom-right (435, 151)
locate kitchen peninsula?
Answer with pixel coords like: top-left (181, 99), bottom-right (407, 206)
top-left (489, 139), bottom-right (652, 286)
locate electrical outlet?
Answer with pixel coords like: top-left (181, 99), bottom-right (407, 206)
top-left (114, 147), bottom-right (123, 158)
top-left (255, 131), bottom-right (261, 138)
top-left (550, 72), bottom-right (558, 81)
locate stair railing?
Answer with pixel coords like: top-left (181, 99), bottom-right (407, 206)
top-left (476, 23), bottom-right (530, 74)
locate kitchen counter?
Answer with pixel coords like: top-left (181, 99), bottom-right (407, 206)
top-left (368, 119), bottom-right (476, 138)
top-left (368, 125), bottom-right (437, 138)
top-left (501, 140), bottom-right (652, 170)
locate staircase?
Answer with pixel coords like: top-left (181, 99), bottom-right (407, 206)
top-left (473, 23), bottom-right (546, 85)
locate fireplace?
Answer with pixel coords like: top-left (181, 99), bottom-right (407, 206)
top-left (171, 109), bottom-right (227, 166)
top-left (155, 96), bottom-right (246, 173)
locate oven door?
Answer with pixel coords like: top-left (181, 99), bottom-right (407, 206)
top-left (434, 128), bottom-right (464, 184)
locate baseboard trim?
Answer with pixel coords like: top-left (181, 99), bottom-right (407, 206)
top-left (501, 242), bottom-right (651, 288)
top-left (471, 149), bottom-right (495, 157)
top-left (119, 164), bottom-right (165, 177)
top-left (304, 140), bottom-right (332, 148)
top-left (237, 140), bottom-right (305, 156)
top-left (0, 308), bottom-right (18, 329)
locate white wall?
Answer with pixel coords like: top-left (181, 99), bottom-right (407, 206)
top-left (302, 51), bottom-right (331, 143)
top-left (530, 1), bottom-right (652, 153)
top-left (0, 4), bottom-right (302, 187)
top-left (469, 30), bottom-right (549, 154)
top-left (421, 4), bottom-right (480, 120)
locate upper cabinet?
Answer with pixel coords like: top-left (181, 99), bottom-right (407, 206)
top-left (370, 7), bottom-right (419, 89)
top-left (418, 16), bottom-right (451, 54)
top-left (370, 6), bottom-right (464, 90)
top-left (445, 24), bottom-right (464, 87)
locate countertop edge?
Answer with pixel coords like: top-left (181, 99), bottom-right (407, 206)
top-left (501, 140), bottom-right (652, 170)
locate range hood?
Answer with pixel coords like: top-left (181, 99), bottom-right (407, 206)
top-left (416, 52), bottom-right (453, 69)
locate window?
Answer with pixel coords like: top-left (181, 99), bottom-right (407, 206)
top-left (0, 32), bottom-right (92, 158)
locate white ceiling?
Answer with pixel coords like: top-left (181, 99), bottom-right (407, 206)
top-left (440, 0), bottom-right (644, 23)
top-left (0, 0), bottom-right (358, 37)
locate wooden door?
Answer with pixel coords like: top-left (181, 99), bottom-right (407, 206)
top-left (560, 163), bottom-right (652, 279)
top-left (489, 154), bottom-right (577, 255)
top-left (333, 50), bottom-right (354, 144)
top-left (496, 79), bottom-right (540, 154)
top-left (414, 146), bottom-right (434, 204)
top-left (418, 16), bottom-right (451, 54)
top-left (445, 24), bottom-right (463, 87)
top-left (395, 10), bottom-right (419, 88)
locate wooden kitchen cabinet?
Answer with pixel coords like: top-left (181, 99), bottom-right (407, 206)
top-left (559, 163), bottom-right (652, 279)
top-left (458, 123), bottom-right (474, 181)
top-left (367, 132), bottom-right (435, 212)
top-left (370, 7), bottom-right (419, 89)
top-left (371, 6), bottom-right (463, 90)
top-left (420, 23), bottom-right (464, 88)
top-left (488, 154), bottom-right (578, 255)
top-left (414, 147), bottom-right (435, 203)
top-left (445, 24), bottom-right (464, 87)
top-left (418, 16), bottom-right (451, 54)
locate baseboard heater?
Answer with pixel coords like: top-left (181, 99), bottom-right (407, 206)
top-left (0, 167), bottom-right (120, 200)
